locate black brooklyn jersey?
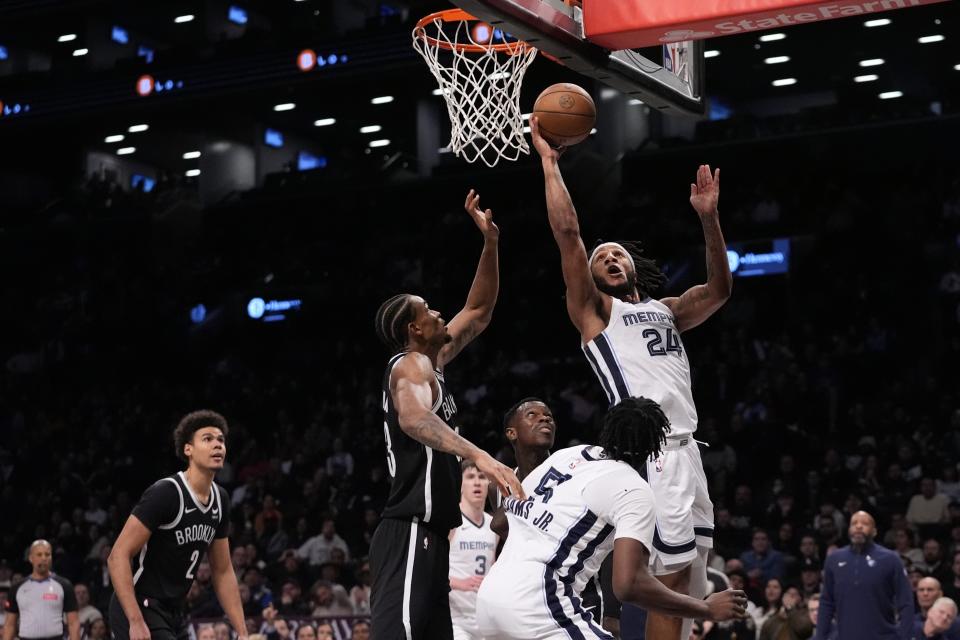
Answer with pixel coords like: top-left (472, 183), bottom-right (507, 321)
top-left (380, 352), bottom-right (462, 532)
top-left (130, 472), bottom-right (229, 603)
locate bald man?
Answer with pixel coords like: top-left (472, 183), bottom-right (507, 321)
top-left (3, 540), bottom-right (80, 640)
top-left (918, 578), bottom-right (944, 619)
top-left (815, 511), bottom-right (915, 640)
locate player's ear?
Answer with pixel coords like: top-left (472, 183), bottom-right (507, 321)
top-left (505, 426), bottom-right (517, 443)
top-left (407, 319), bottom-right (421, 338)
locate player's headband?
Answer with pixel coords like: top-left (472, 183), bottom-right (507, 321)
top-left (589, 242), bottom-right (636, 272)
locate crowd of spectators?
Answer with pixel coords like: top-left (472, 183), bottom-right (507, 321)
top-left (1, 115), bottom-right (959, 640)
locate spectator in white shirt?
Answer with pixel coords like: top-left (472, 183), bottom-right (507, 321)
top-left (296, 519), bottom-right (350, 567)
top-left (907, 477), bottom-right (951, 527)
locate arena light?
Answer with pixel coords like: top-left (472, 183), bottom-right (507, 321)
top-left (360, 125), bottom-right (382, 134)
top-left (0, 46), bottom-right (7, 60)
top-left (174, 14), bottom-right (195, 24)
top-left (368, 139), bottom-right (390, 148)
top-left (183, 150), bottom-right (201, 160)
top-left (112, 26), bottom-right (129, 44)
top-left (296, 49), bottom-right (316, 71)
top-left (128, 124), bottom-right (149, 133)
top-left (431, 88), bottom-right (451, 96)
top-left (185, 169), bottom-right (201, 177)
top-left (704, 50), bottom-right (720, 58)
top-left (771, 78), bottom-right (796, 87)
top-left (628, 98), bottom-right (644, 105)
top-left (854, 74), bottom-right (878, 83)
top-left (859, 58), bottom-right (884, 67)
top-left (314, 118), bottom-right (336, 127)
top-left (58, 33), bottom-right (77, 43)
top-left (117, 147), bottom-right (136, 155)
top-left (273, 102), bottom-right (296, 112)
top-left (879, 90), bottom-right (903, 99)
top-left (759, 33), bottom-right (786, 42)
top-left (104, 134), bottom-right (125, 143)
top-left (864, 18), bottom-right (891, 27)
top-left (955, 63), bottom-right (960, 71)
top-left (764, 56), bottom-right (790, 64)
top-left (918, 35), bottom-right (944, 44)
top-left (72, 48), bottom-right (89, 57)
top-left (370, 95), bottom-right (394, 105)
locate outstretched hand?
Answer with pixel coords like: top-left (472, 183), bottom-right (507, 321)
top-left (529, 117), bottom-right (566, 161)
top-left (474, 452), bottom-right (525, 501)
top-left (689, 164), bottom-right (720, 218)
top-left (464, 189), bottom-right (499, 240)
top-left (705, 589), bottom-right (749, 622)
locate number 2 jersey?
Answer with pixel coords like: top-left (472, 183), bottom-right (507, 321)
top-left (476, 445), bottom-right (656, 637)
top-left (130, 471), bottom-right (230, 603)
top-left (582, 296), bottom-right (698, 436)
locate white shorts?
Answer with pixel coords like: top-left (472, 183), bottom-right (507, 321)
top-left (452, 623), bottom-right (484, 640)
top-left (476, 563), bottom-right (613, 640)
top-left (643, 437), bottom-right (714, 574)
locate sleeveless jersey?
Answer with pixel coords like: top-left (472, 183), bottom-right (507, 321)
top-left (478, 445), bottom-right (655, 635)
top-left (449, 511), bottom-right (497, 631)
top-left (380, 352), bottom-right (462, 533)
top-left (130, 472), bottom-right (229, 604)
top-left (582, 296), bottom-right (698, 436)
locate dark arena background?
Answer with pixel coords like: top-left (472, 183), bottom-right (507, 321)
top-left (1, 1), bottom-right (959, 640)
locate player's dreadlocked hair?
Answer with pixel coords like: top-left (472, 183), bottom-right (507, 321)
top-left (502, 397), bottom-right (547, 432)
top-left (598, 396), bottom-right (671, 473)
top-left (375, 294), bottom-right (417, 354)
top-left (592, 239), bottom-right (667, 299)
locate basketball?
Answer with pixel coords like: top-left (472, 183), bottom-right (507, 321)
top-left (532, 83), bottom-right (597, 147)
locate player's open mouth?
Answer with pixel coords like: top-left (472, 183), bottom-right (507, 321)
top-left (606, 266), bottom-right (622, 277)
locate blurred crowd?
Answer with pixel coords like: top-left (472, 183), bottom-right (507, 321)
top-left (1, 118), bottom-right (959, 640)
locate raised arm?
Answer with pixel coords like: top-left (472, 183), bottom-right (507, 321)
top-left (612, 538), bottom-right (746, 621)
top-left (208, 538), bottom-right (248, 640)
top-left (2, 613), bottom-right (16, 640)
top-left (438, 190), bottom-right (499, 368)
top-left (530, 118), bottom-right (608, 336)
top-left (393, 353), bottom-right (524, 499)
top-left (660, 165), bottom-right (732, 333)
top-left (107, 516), bottom-right (155, 640)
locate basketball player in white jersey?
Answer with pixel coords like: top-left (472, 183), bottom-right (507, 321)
top-left (475, 397), bottom-right (747, 640)
top-left (449, 461), bottom-right (498, 640)
top-left (531, 118), bottom-right (733, 640)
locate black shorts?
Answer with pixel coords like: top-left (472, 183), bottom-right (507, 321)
top-left (370, 517), bottom-right (452, 640)
top-left (109, 594), bottom-right (188, 640)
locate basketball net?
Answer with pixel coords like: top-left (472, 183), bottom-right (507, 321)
top-left (413, 10), bottom-right (538, 167)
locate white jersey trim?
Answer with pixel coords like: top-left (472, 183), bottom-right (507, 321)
top-left (157, 477), bottom-right (185, 530)
top-left (132, 542), bottom-right (148, 585)
top-left (178, 471), bottom-right (215, 514)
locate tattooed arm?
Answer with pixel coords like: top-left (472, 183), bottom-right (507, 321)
top-left (661, 164), bottom-right (732, 332)
top-left (392, 352), bottom-right (524, 498)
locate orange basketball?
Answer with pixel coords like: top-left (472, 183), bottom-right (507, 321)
top-left (532, 83), bottom-right (596, 147)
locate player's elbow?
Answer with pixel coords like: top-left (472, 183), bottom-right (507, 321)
top-left (611, 572), bottom-right (639, 604)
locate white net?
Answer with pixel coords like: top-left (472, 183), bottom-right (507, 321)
top-left (413, 12), bottom-right (538, 167)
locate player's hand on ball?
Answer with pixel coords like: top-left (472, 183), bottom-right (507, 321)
top-left (529, 117), bottom-right (566, 160)
top-left (464, 189), bottom-right (499, 240)
top-left (705, 589), bottom-right (748, 621)
top-left (129, 619), bottom-right (152, 640)
top-left (689, 164), bottom-right (720, 218)
top-left (475, 452), bottom-right (525, 500)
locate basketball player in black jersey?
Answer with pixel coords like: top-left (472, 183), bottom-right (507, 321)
top-left (107, 411), bottom-right (246, 640)
top-left (372, 189), bottom-right (524, 640)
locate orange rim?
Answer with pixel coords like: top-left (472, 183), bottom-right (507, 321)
top-left (414, 8), bottom-right (533, 54)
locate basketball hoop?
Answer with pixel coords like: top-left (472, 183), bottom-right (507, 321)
top-left (413, 9), bottom-right (538, 167)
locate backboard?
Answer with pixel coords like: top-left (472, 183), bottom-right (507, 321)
top-left (449, 0), bottom-right (707, 115)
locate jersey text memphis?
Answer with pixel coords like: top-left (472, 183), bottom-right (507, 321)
top-left (583, 297), bottom-right (698, 436)
top-left (477, 445), bottom-right (655, 638)
top-left (449, 512), bottom-right (497, 633)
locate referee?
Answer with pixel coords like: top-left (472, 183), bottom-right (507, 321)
top-left (2, 540), bottom-right (80, 640)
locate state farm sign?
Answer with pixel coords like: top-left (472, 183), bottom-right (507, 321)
top-left (583, 0), bottom-right (950, 50)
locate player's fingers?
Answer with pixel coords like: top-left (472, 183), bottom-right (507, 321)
top-left (714, 167), bottom-right (720, 188)
top-left (464, 189), bottom-right (475, 210)
top-left (690, 184), bottom-right (697, 197)
top-left (484, 208), bottom-right (493, 218)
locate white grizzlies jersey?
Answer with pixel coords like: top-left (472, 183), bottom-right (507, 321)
top-left (449, 511), bottom-right (497, 632)
top-left (583, 296), bottom-right (698, 436)
top-left (476, 445), bottom-right (656, 640)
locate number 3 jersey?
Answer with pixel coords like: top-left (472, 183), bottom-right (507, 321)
top-left (449, 511), bottom-right (497, 632)
top-left (477, 446), bottom-right (656, 636)
top-left (582, 296), bottom-right (698, 436)
top-left (130, 472), bottom-right (230, 603)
